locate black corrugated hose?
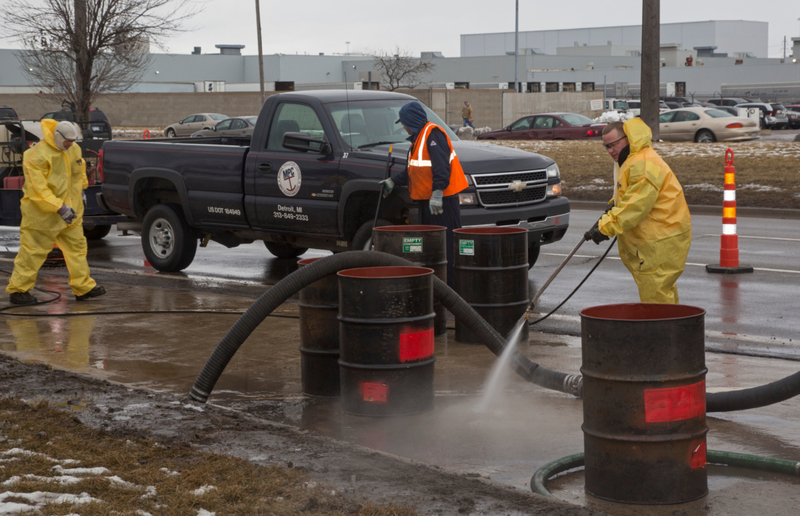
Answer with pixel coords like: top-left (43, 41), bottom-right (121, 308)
top-left (188, 250), bottom-right (800, 412)
top-left (189, 251), bottom-right (582, 403)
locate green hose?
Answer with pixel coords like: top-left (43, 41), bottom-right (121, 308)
top-left (531, 450), bottom-right (800, 498)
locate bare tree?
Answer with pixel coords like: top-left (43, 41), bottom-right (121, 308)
top-left (1, 0), bottom-right (196, 122)
top-left (372, 47), bottom-right (435, 91)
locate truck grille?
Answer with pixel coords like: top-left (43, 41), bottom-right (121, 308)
top-left (472, 170), bottom-right (546, 186)
top-left (470, 169), bottom-right (549, 207)
top-left (477, 185), bottom-right (547, 206)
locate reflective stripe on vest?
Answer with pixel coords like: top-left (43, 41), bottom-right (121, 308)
top-left (407, 123), bottom-right (468, 200)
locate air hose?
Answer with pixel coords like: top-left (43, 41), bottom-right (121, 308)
top-left (530, 451), bottom-right (800, 498)
top-left (189, 251), bottom-right (582, 403)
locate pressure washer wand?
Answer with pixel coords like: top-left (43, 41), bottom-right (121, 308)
top-left (530, 237), bottom-right (586, 309)
top-left (367, 145), bottom-right (393, 250)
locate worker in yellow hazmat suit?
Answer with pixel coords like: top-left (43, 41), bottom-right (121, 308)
top-left (6, 120), bottom-right (105, 305)
top-left (584, 118), bottom-right (691, 304)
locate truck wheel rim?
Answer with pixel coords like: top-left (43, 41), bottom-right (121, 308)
top-left (150, 217), bottom-right (174, 258)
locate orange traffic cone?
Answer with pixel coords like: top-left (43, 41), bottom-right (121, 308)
top-left (706, 149), bottom-right (753, 274)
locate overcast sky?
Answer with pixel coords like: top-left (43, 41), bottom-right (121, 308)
top-left (2, 1), bottom-right (799, 58)
top-left (165, 0), bottom-right (800, 58)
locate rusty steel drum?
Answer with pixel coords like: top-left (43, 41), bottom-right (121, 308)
top-left (338, 266), bottom-right (436, 417)
top-left (372, 225), bottom-right (448, 337)
top-left (453, 227), bottom-right (529, 345)
top-left (580, 303), bottom-right (708, 504)
top-left (298, 257), bottom-right (340, 397)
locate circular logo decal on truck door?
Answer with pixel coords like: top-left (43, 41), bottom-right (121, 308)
top-left (277, 161), bottom-right (302, 197)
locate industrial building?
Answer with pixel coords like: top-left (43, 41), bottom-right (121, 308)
top-left (1, 20), bottom-right (799, 102)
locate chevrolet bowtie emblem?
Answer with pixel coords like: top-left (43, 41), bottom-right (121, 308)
top-left (509, 180), bottom-right (526, 192)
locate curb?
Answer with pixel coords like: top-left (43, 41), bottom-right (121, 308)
top-left (568, 200), bottom-right (800, 220)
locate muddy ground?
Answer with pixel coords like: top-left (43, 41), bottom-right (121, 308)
top-left (0, 354), bottom-right (601, 516)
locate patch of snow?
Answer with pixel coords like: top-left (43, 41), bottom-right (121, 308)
top-left (738, 184), bottom-right (785, 192)
top-left (591, 178), bottom-right (607, 184)
top-left (135, 511), bottom-right (154, 516)
top-left (0, 491), bottom-right (98, 513)
top-left (1, 449), bottom-right (79, 465)
top-left (142, 486), bottom-right (157, 499)
top-left (159, 468), bottom-right (180, 477)
top-left (182, 403), bottom-right (204, 412)
top-left (107, 475), bottom-right (138, 489)
top-left (683, 183), bottom-right (723, 192)
top-left (52, 465), bottom-right (110, 476)
top-left (192, 484), bottom-right (217, 496)
top-left (3, 474), bottom-right (82, 486)
top-left (197, 510), bottom-right (216, 516)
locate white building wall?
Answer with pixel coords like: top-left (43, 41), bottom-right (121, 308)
top-left (462, 21), bottom-right (769, 58)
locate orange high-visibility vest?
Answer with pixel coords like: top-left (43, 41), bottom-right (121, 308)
top-left (407, 122), bottom-right (468, 200)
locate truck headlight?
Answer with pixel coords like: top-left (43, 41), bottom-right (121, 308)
top-left (546, 163), bottom-right (560, 179)
top-left (459, 193), bottom-right (477, 205)
top-left (547, 184), bottom-right (562, 197)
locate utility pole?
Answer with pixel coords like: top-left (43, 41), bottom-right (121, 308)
top-left (514, 0), bottom-right (519, 92)
top-left (74, 0), bottom-right (89, 121)
top-left (255, 0), bottom-right (266, 106)
top-left (641, 0), bottom-right (660, 140)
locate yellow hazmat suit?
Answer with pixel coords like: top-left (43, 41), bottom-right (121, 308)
top-left (598, 118), bottom-right (691, 304)
top-left (6, 119), bottom-right (97, 296)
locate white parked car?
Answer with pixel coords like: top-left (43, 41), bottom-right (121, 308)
top-left (659, 107), bottom-right (760, 143)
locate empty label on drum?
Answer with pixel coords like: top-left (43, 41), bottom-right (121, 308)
top-left (403, 237), bottom-right (423, 253)
top-left (399, 328), bottom-right (434, 362)
top-left (361, 382), bottom-right (388, 403)
top-left (644, 380), bottom-right (706, 423)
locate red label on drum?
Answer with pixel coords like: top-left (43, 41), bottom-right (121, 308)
top-left (691, 441), bottom-right (707, 469)
top-left (644, 380), bottom-right (705, 423)
top-left (399, 328), bottom-right (434, 362)
top-left (361, 382), bottom-right (388, 403)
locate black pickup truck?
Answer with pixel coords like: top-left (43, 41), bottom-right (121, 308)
top-left (100, 90), bottom-right (570, 271)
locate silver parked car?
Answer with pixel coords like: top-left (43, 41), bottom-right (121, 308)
top-left (164, 113), bottom-right (228, 137)
top-left (191, 116), bottom-right (258, 137)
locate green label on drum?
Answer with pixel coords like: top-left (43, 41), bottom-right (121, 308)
top-left (459, 240), bottom-right (474, 256)
top-left (402, 237), bottom-right (423, 253)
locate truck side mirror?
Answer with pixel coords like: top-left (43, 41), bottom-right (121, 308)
top-left (282, 132), bottom-right (330, 154)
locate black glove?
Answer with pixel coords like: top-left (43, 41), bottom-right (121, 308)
top-left (584, 223), bottom-right (610, 245)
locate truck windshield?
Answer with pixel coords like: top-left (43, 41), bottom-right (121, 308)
top-left (327, 99), bottom-right (459, 150)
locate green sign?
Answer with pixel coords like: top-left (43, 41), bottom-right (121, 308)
top-left (459, 240), bottom-right (474, 256)
top-left (402, 237), bottom-right (423, 253)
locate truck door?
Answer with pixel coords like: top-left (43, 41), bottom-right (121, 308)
top-left (246, 101), bottom-right (340, 235)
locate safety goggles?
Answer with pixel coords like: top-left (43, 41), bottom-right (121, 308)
top-left (56, 129), bottom-right (76, 142)
top-left (602, 135), bottom-right (627, 150)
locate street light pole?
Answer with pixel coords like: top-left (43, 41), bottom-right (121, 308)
top-left (514, 0), bottom-right (519, 92)
top-left (255, 0), bottom-right (265, 106)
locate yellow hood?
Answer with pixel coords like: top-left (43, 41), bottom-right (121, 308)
top-left (40, 118), bottom-right (59, 150)
top-left (622, 117), bottom-right (652, 154)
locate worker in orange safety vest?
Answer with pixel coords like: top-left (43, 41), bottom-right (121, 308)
top-left (380, 102), bottom-right (468, 287)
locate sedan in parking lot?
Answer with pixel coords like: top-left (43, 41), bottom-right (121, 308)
top-left (164, 113), bottom-right (228, 137)
top-left (476, 113), bottom-right (605, 140)
top-left (659, 107), bottom-right (760, 143)
top-left (785, 105), bottom-right (800, 129)
top-left (191, 116), bottom-right (258, 137)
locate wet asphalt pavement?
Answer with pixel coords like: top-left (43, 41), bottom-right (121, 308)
top-left (1, 207), bottom-right (799, 514)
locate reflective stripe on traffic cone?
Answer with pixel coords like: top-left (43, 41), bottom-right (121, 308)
top-left (706, 148), bottom-right (753, 274)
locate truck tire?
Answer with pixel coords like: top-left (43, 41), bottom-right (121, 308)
top-left (142, 204), bottom-right (197, 272)
top-left (352, 219), bottom-right (392, 250)
top-left (264, 241), bottom-right (308, 259)
top-left (83, 224), bottom-right (112, 240)
top-left (528, 243), bottom-right (540, 269)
